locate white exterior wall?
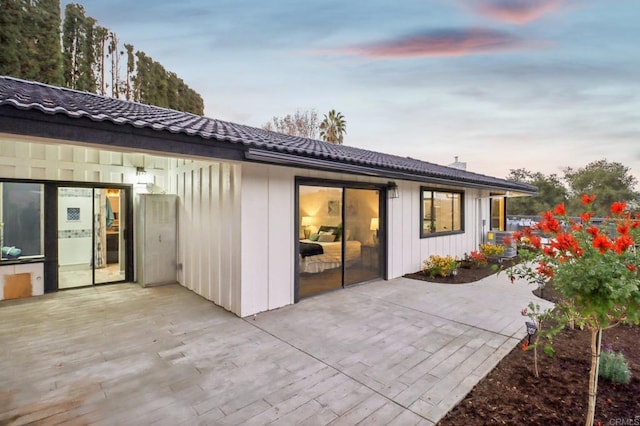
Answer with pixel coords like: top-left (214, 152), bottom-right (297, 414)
top-left (0, 133), bottom-right (497, 317)
top-left (238, 163), bottom-right (494, 317)
top-left (0, 134), bottom-right (170, 186)
top-left (169, 159), bottom-right (242, 315)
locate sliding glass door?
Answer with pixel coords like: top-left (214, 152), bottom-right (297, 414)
top-left (344, 188), bottom-right (381, 286)
top-left (297, 182), bottom-right (384, 299)
top-left (57, 186), bottom-right (127, 289)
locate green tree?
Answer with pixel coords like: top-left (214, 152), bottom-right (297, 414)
top-left (506, 168), bottom-right (568, 216)
top-left (262, 109), bottom-right (320, 138)
top-left (62, 3), bottom-right (86, 89)
top-left (564, 160), bottom-right (638, 217)
top-left (0, 0), bottom-right (23, 77)
top-left (31, 0), bottom-right (63, 85)
top-left (1, 0), bottom-right (62, 84)
top-left (507, 199), bottom-right (640, 426)
top-left (319, 109), bottom-right (346, 144)
top-left (124, 43), bottom-right (135, 100)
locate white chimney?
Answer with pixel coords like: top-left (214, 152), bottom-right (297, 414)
top-left (448, 156), bottom-right (467, 171)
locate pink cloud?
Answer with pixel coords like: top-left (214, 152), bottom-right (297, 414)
top-left (474, 0), bottom-right (564, 24)
top-left (327, 29), bottom-right (529, 59)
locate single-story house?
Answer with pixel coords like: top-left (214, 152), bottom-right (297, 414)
top-left (0, 76), bottom-right (536, 316)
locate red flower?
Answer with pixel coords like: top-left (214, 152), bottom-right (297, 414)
top-left (503, 236), bottom-right (512, 245)
top-left (536, 262), bottom-right (554, 278)
top-left (524, 227), bottom-right (533, 237)
top-left (571, 223), bottom-right (583, 232)
top-left (586, 226), bottom-right (599, 237)
top-left (617, 224), bottom-right (630, 235)
top-left (615, 235), bottom-right (634, 254)
top-left (593, 234), bottom-right (613, 254)
top-left (512, 231), bottom-right (523, 242)
top-left (626, 264), bottom-right (636, 273)
top-left (582, 194), bottom-right (596, 205)
top-left (611, 202), bottom-right (627, 215)
top-left (554, 203), bottom-right (566, 216)
top-left (540, 213), bottom-right (562, 233)
top-left (542, 246), bottom-right (556, 257)
top-left (529, 235), bottom-right (542, 249)
top-left (521, 341), bottom-right (529, 352)
top-left (580, 212), bottom-right (594, 223)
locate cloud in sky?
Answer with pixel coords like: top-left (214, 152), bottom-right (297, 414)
top-left (471, 0), bottom-right (564, 24)
top-left (323, 28), bottom-right (533, 59)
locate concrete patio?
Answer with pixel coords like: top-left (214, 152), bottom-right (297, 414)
top-left (0, 274), bottom-right (551, 425)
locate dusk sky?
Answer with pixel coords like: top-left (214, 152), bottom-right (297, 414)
top-left (64, 0), bottom-right (639, 184)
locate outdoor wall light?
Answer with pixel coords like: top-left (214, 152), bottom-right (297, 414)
top-left (136, 167), bottom-right (152, 184)
top-left (387, 181), bottom-right (399, 199)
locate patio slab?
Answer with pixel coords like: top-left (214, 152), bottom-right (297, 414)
top-left (0, 273), bottom-right (551, 425)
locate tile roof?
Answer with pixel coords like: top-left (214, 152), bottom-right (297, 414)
top-left (0, 76), bottom-right (536, 193)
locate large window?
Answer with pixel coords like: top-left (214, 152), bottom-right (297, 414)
top-left (421, 188), bottom-right (464, 237)
top-left (1, 181), bottom-right (44, 260)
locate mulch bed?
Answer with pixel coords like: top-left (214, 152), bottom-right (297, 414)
top-left (408, 264), bottom-right (640, 425)
top-left (403, 258), bottom-right (517, 284)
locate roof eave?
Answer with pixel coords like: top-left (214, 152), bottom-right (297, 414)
top-left (245, 148), bottom-right (537, 194)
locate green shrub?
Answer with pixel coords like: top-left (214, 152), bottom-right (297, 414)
top-left (423, 255), bottom-right (460, 277)
top-left (598, 350), bottom-right (631, 384)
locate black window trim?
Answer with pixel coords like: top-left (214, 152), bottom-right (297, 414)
top-left (420, 187), bottom-right (465, 238)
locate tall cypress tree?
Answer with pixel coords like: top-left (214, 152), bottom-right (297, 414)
top-left (0, 0), bottom-right (25, 78)
top-left (34, 0), bottom-right (63, 85)
top-left (62, 3), bottom-right (85, 88)
top-left (124, 43), bottom-right (135, 100)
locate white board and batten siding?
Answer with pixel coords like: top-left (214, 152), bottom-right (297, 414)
top-left (383, 180), bottom-right (484, 279)
top-left (236, 163), bottom-right (492, 317)
top-left (169, 159), bottom-right (242, 315)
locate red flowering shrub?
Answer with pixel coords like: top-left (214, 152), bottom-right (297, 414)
top-left (506, 195), bottom-right (640, 426)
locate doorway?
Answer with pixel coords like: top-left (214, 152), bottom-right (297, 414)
top-left (296, 181), bottom-right (384, 299)
top-left (57, 186), bottom-right (127, 288)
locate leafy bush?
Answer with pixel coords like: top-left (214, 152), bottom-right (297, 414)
top-left (599, 350), bottom-right (632, 384)
top-left (479, 243), bottom-right (505, 257)
top-left (423, 255), bottom-right (460, 277)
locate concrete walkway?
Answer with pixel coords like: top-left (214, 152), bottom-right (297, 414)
top-left (0, 274), bottom-right (551, 425)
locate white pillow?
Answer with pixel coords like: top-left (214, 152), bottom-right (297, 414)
top-left (318, 233), bottom-right (336, 242)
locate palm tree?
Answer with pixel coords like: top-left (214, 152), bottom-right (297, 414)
top-left (319, 109), bottom-right (346, 144)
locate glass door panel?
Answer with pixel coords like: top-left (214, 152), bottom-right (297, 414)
top-left (344, 188), bottom-right (382, 286)
top-left (58, 187), bottom-right (126, 289)
top-left (95, 188), bottom-right (126, 284)
top-left (57, 187), bottom-right (94, 289)
top-left (298, 185), bottom-right (343, 298)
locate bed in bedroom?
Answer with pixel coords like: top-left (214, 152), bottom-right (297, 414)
top-left (299, 225), bottom-right (362, 273)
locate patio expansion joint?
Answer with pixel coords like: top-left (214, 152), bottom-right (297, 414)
top-left (241, 316), bottom-right (427, 421)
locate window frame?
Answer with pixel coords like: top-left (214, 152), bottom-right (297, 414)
top-left (420, 187), bottom-right (465, 238)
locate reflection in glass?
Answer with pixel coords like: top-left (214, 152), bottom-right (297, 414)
top-left (0, 182), bottom-right (44, 260)
top-left (344, 188), bottom-right (381, 286)
top-left (298, 185), bottom-right (343, 298)
top-left (58, 187), bottom-right (126, 289)
top-left (297, 184), bottom-right (383, 298)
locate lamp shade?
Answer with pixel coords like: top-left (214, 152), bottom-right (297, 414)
top-left (301, 216), bottom-right (313, 227)
top-left (370, 217), bottom-right (379, 231)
